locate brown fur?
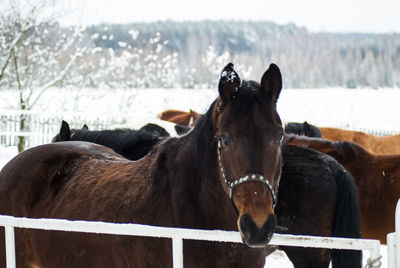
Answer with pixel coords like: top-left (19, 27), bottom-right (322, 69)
top-left (0, 63), bottom-right (284, 267)
top-left (284, 134), bottom-right (400, 243)
top-left (319, 127), bottom-right (400, 155)
top-left (158, 109), bottom-right (201, 126)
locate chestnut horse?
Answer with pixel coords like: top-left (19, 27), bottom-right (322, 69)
top-left (285, 122), bottom-right (400, 155)
top-left (284, 134), bottom-right (400, 244)
top-left (0, 63), bottom-right (284, 268)
top-left (158, 109), bottom-right (201, 127)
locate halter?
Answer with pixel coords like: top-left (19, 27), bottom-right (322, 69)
top-left (217, 138), bottom-right (277, 208)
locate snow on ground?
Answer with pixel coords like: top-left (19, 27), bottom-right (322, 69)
top-left (0, 145), bottom-right (17, 170)
top-left (0, 87), bottom-right (397, 267)
top-left (277, 88), bottom-right (400, 132)
top-left (1, 87), bottom-right (400, 133)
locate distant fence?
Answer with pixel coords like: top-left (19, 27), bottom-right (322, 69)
top-left (0, 110), bottom-right (122, 147)
top-left (326, 125), bottom-right (400, 137)
top-left (0, 215), bottom-right (382, 268)
top-left (1, 110), bottom-right (400, 148)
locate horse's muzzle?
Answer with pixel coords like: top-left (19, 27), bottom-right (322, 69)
top-left (239, 213), bottom-right (277, 248)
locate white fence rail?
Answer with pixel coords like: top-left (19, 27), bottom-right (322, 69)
top-left (388, 199), bottom-right (400, 268)
top-left (0, 110), bottom-right (121, 147)
top-left (2, 110), bottom-right (400, 148)
top-left (0, 215), bottom-right (381, 268)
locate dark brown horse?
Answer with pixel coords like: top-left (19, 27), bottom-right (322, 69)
top-left (284, 134), bottom-right (400, 244)
top-left (52, 124), bottom-right (362, 267)
top-left (0, 63), bottom-right (284, 268)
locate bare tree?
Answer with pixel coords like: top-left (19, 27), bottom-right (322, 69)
top-left (0, 0), bottom-right (87, 152)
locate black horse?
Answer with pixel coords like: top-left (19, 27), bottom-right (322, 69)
top-left (285, 121), bottom-right (322, 137)
top-left (53, 121), bottom-right (170, 161)
top-left (52, 125), bottom-right (362, 267)
top-left (277, 145), bottom-right (361, 267)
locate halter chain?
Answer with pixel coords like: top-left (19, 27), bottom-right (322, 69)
top-left (217, 139), bottom-right (277, 207)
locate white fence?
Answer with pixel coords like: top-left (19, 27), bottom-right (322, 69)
top-left (0, 215), bottom-right (382, 268)
top-left (2, 110), bottom-right (400, 149)
top-left (388, 199), bottom-right (400, 268)
top-left (0, 110), bottom-right (121, 147)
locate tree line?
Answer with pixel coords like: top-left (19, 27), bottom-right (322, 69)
top-left (87, 21), bottom-right (400, 88)
top-left (1, 1), bottom-right (399, 152)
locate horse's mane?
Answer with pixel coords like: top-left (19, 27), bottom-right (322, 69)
top-left (139, 123), bottom-right (170, 137)
top-left (70, 126), bottom-right (169, 160)
top-left (192, 100), bottom-right (217, 182)
top-left (229, 81), bottom-right (273, 119)
top-left (284, 123), bottom-right (304, 136)
top-left (285, 122), bottom-right (321, 137)
top-left (333, 141), bottom-right (365, 161)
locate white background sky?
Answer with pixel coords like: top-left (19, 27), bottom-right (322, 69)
top-left (56, 0), bottom-right (400, 33)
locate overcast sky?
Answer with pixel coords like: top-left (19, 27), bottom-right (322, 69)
top-left (36, 0), bottom-right (400, 33)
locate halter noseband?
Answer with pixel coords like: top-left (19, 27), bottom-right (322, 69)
top-left (217, 138), bottom-right (277, 208)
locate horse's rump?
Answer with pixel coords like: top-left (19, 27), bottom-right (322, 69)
top-left (277, 145), bottom-right (362, 268)
top-left (1, 142), bottom-right (124, 214)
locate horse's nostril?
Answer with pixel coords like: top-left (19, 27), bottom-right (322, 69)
top-left (240, 214), bottom-right (252, 230)
top-left (239, 213), bottom-right (277, 248)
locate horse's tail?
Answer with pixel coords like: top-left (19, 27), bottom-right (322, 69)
top-left (329, 159), bottom-right (362, 268)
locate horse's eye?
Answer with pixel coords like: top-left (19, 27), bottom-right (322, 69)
top-left (277, 133), bottom-right (284, 144)
top-left (220, 135), bottom-right (230, 146)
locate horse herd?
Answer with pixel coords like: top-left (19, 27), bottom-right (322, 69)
top-left (0, 63), bottom-right (397, 268)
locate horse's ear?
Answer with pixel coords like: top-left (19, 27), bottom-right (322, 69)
top-left (261, 63), bottom-right (282, 104)
top-left (303, 121), bottom-right (311, 135)
top-left (82, 124), bottom-right (89, 131)
top-left (218, 63), bottom-right (241, 104)
top-left (59, 120), bottom-right (71, 141)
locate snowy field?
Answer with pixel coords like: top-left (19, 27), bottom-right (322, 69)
top-left (0, 87), bottom-right (398, 267)
top-left (1, 87), bottom-right (400, 133)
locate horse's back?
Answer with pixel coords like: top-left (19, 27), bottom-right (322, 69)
top-left (320, 127), bottom-right (400, 154)
top-left (0, 141), bottom-right (126, 216)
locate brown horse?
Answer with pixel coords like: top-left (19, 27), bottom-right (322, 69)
top-left (321, 127), bottom-right (400, 155)
top-left (0, 63), bottom-right (284, 268)
top-left (285, 122), bottom-right (400, 155)
top-left (284, 134), bottom-right (400, 244)
top-left (51, 123), bottom-right (363, 268)
top-left (157, 109), bottom-right (201, 127)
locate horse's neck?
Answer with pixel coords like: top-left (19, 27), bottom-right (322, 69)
top-left (151, 131), bottom-right (237, 230)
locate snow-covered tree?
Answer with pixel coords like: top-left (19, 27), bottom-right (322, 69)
top-left (0, 0), bottom-right (88, 152)
top-left (89, 30), bottom-right (179, 89)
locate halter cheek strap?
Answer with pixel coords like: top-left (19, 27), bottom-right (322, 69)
top-left (217, 139), bottom-right (277, 208)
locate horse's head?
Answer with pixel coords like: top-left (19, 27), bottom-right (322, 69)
top-left (285, 121), bottom-right (321, 137)
top-left (214, 63), bottom-right (283, 247)
top-left (52, 121), bottom-right (89, 142)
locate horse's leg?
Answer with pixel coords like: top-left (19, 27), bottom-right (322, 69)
top-left (0, 228), bottom-right (37, 268)
top-left (281, 247), bottom-right (330, 268)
